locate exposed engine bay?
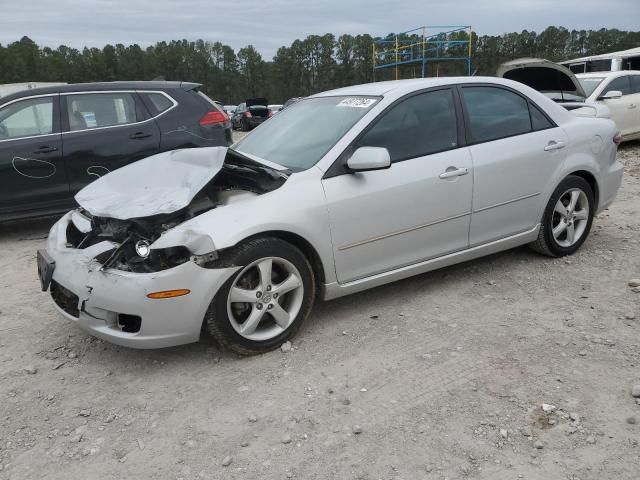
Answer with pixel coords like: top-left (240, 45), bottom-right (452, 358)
top-left (65, 149), bottom-right (288, 273)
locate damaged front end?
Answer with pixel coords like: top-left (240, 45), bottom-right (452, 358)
top-left (66, 147), bottom-right (289, 273)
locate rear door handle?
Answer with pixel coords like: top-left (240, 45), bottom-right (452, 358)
top-left (544, 141), bottom-right (566, 151)
top-left (130, 131), bottom-right (152, 139)
top-left (629, 104), bottom-right (637, 109)
top-left (33, 145), bottom-right (58, 154)
top-left (439, 167), bottom-right (469, 179)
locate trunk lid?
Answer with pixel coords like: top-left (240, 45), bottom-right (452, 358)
top-left (497, 58), bottom-right (587, 102)
top-left (246, 97), bottom-right (268, 108)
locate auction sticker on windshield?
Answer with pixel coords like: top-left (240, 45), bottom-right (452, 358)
top-left (337, 97), bottom-right (377, 108)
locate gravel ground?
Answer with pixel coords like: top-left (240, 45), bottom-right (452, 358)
top-left (0, 136), bottom-right (639, 480)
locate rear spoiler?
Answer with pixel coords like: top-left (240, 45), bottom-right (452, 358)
top-left (180, 82), bottom-right (203, 91)
top-left (559, 102), bottom-right (610, 119)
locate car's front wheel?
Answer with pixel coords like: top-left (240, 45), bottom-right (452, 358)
top-left (529, 175), bottom-right (595, 257)
top-left (204, 237), bottom-right (315, 355)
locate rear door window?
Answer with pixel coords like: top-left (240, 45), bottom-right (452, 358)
top-left (66, 92), bottom-right (139, 131)
top-left (529, 103), bottom-right (554, 131)
top-left (630, 75), bottom-right (640, 94)
top-left (462, 86), bottom-right (532, 143)
top-left (356, 88), bottom-right (458, 162)
top-left (0, 97), bottom-right (55, 140)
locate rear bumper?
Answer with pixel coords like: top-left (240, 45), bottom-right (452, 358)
top-left (44, 213), bottom-right (238, 349)
top-left (596, 159), bottom-right (624, 214)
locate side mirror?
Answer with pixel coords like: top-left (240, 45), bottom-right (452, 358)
top-left (600, 90), bottom-right (623, 100)
top-left (346, 146), bottom-right (391, 172)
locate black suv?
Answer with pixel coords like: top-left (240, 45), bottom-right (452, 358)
top-left (0, 81), bottom-right (232, 221)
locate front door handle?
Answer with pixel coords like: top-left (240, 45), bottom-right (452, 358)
top-left (439, 167), bottom-right (469, 179)
top-left (130, 131), bottom-right (152, 139)
top-left (33, 145), bottom-right (58, 154)
top-left (544, 140), bottom-right (566, 151)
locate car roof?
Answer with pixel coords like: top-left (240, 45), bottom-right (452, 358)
top-left (0, 81), bottom-right (201, 103)
top-left (311, 76), bottom-right (530, 98)
top-left (576, 70), bottom-right (640, 78)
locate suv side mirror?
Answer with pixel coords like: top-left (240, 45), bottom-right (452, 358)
top-left (346, 146), bottom-right (391, 172)
top-left (600, 90), bottom-right (623, 100)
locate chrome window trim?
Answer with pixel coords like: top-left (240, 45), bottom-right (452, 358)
top-left (0, 89), bottom-right (179, 141)
top-left (0, 93), bottom-right (59, 143)
top-left (61, 90), bottom-right (178, 134)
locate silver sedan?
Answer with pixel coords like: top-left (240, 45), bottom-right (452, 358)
top-left (39, 77), bottom-right (624, 354)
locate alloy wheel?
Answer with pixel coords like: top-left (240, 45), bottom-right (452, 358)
top-left (227, 257), bottom-right (304, 341)
top-left (551, 188), bottom-right (589, 248)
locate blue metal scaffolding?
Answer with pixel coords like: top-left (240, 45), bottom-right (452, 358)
top-left (373, 25), bottom-right (472, 80)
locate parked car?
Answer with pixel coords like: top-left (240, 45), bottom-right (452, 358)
top-left (231, 98), bottom-right (272, 131)
top-left (268, 104), bottom-right (284, 114)
top-left (223, 105), bottom-right (237, 116)
top-left (39, 77), bottom-right (623, 354)
top-left (0, 81), bottom-right (232, 221)
top-left (498, 58), bottom-right (640, 141)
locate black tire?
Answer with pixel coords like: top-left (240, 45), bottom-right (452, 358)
top-left (241, 119), bottom-right (249, 132)
top-left (529, 175), bottom-right (595, 257)
top-left (203, 236), bottom-right (315, 355)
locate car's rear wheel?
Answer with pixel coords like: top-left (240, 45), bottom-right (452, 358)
top-left (204, 237), bottom-right (315, 355)
top-left (529, 175), bottom-right (594, 257)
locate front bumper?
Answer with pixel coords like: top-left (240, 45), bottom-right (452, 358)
top-left (44, 212), bottom-right (238, 349)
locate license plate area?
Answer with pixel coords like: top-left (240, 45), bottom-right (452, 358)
top-left (37, 249), bottom-right (56, 291)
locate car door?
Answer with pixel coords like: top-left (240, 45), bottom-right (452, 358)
top-left (598, 76), bottom-right (635, 137)
top-left (0, 94), bottom-right (70, 217)
top-left (61, 91), bottom-right (160, 195)
top-left (459, 85), bottom-right (569, 246)
top-left (628, 75), bottom-right (640, 138)
top-left (321, 88), bottom-right (473, 283)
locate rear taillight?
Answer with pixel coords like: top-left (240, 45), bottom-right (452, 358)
top-left (199, 110), bottom-right (228, 127)
top-left (243, 111), bottom-right (253, 118)
top-left (268, 109), bottom-right (273, 118)
top-left (613, 132), bottom-right (623, 145)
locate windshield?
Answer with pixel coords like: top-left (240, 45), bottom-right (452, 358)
top-left (234, 95), bottom-right (379, 171)
top-left (578, 77), bottom-right (605, 97)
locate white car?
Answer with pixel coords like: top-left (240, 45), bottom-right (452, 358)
top-left (38, 77), bottom-right (623, 354)
top-left (498, 58), bottom-right (640, 141)
top-left (268, 104), bottom-right (284, 114)
top-left (223, 105), bottom-right (237, 116)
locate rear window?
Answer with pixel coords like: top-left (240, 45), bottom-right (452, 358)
top-left (143, 92), bottom-right (174, 115)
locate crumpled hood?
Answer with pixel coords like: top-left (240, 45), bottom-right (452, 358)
top-left (497, 58), bottom-right (587, 100)
top-left (75, 147), bottom-right (227, 220)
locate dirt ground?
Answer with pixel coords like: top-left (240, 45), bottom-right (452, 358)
top-left (0, 136), bottom-right (639, 480)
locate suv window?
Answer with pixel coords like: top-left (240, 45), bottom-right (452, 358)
top-left (604, 76), bottom-right (632, 96)
top-left (462, 87), bottom-right (532, 143)
top-left (66, 92), bottom-right (138, 131)
top-left (143, 92), bottom-right (174, 115)
top-left (0, 97), bottom-right (54, 140)
top-left (356, 89), bottom-right (458, 162)
top-left (629, 75), bottom-right (640, 94)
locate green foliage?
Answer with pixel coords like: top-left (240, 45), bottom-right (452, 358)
top-left (0, 27), bottom-right (638, 103)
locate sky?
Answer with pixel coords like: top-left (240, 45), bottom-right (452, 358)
top-left (1, 0), bottom-right (639, 59)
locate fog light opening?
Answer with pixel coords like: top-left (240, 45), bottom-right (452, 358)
top-left (118, 314), bottom-right (141, 333)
